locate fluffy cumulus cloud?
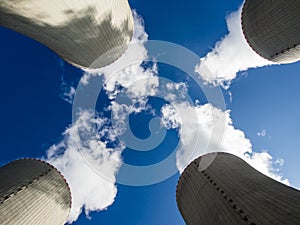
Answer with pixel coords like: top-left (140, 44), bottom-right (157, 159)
top-left (46, 111), bottom-right (123, 222)
top-left (49, 7), bottom-right (289, 223)
top-left (82, 10), bottom-right (158, 97)
top-left (243, 151), bottom-right (288, 185)
top-left (161, 98), bottom-right (289, 185)
top-left (46, 12), bottom-right (160, 222)
top-left (192, 3), bottom-right (288, 183)
top-left (195, 4), bottom-right (275, 87)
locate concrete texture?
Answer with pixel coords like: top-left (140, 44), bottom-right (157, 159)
top-left (0, 158), bottom-right (71, 225)
top-left (0, 0), bottom-right (134, 69)
top-left (176, 152), bottom-right (300, 225)
top-left (242, 0), bottom-right (300, 63)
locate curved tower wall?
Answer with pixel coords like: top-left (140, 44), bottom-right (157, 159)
top-left (0, 158), bottom-right (71, 225)
top-left (242, 0), bottom-right (300, 64)
top-left (0, 0), bottom-right (134, 69)
top-left (176, 152), bottom-right (300, 225)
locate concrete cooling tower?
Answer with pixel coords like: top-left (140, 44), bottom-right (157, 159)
top-left (242, 0), bottom-right (300, 64)
top-left (176, 152), bottom-right (300, 225)
top-left (0, 158), bottom-right (71, 225)
top-left (0, 0), bottom-right (134, 69)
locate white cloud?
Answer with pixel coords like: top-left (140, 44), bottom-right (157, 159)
top-left (46, 12), bottom-right (160, 222)
top-left (161, 101), bottom-right (289, 185)
top-left (46, 111), bottom-right (123, 223)
top-left (82, 10), bottom-right (158, 97)
top-left (164, 82), bottom-right (189, 102)
top-left (191, 3), bottom-right (288, 184)
top-left (58, 60), bottom-right (76, 104)
top-left (49, 8), bottom-right (289, 223)
top-left (195, 5), bottom-right (276, 87)
top-left (257, 129), bottom-right (267, 137)
top-left (161, 104), bottom-right (181, 129)
top-left (81, 10), bottom-right (159, 108)
top-left (61, 85), bottom-right (76, 104)
top-left (244, 151), bottom-right (289, 185)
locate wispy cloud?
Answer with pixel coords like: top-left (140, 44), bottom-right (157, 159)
top-left (195, 4), bottom-right (275, 87)
top-left (61, 84), bottom-right (76, 104)
top-left (257, 129), bottom-right (267, 137)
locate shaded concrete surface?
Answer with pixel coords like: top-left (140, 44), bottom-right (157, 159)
top-left (0, 159), bottom-right (71, 225)
top-left (177, 152), bottom-right (300, 225)
top-left (242, 0), bottom-right (300, 64)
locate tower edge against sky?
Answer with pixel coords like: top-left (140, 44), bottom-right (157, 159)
top-left (0, 158), bottom-right (71, 225)
top-left (242, 0), bottom-right (300, 64)
top-left (0, 0), bottom-right (134, 69)
top-left (176, 152), bottom-right (300, 225)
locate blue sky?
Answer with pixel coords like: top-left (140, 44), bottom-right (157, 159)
top-left (1, 0), bottom-right (300, 224)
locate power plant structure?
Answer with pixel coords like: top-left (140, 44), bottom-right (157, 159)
top-left (176, 152), bottom-right (300, 225)
top-left (0, 0), bottom-right (134, 69)
top-left (0, 158), bottom-right (71, 225)
top-left (242, 0), bottom-right (300, 64)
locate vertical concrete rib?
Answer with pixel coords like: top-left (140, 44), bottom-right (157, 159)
top-left (176, 152), bottom-right (300, 225)
top-left (242, 0), bottom-right (300, 63)
top-left (0, 158), bottom-right (71, 225)
top-left (0, 0), bottom-right (134, 69)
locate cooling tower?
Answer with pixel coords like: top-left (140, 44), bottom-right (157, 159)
top-left (0, 0), bottom-right (134, 69)
top-left (241, 0), bottom-right (300, 64)
top-left (176, 152), bottom-right (300, 225)
top-left (0, 158), bottom-right (71, 225)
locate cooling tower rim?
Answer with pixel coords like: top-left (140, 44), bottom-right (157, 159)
top-left (67, 39), bottom-right (133, 70)
top-left (0, 0), bottom-right (135, 70)
top-left (240, 0), bottom-right (265, 61)
top-left (240, 0), bottom-right (299, 63)
top-left (240, 0), bottom-right (275, 62)
top-left (176, 151), bottom-right (300, 207)
top-left (2, 158), bottom-right (72, 211)
top-left (175, 152), bottom-right (230, 206)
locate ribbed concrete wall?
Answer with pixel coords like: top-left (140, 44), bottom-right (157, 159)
top-left (242, 0), bottom-right (300, 63)
top-left (0, 158), bottom-right (71, 225)
top-left (176, 152), bottom-right (300, 225)
top-left (0, 0), bottom-right (134, 69)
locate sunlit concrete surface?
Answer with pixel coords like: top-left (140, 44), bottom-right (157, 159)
top-left (0, 0), bottom-right (134, 69)
top-left (0, 159), bottom-right (71, 225)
